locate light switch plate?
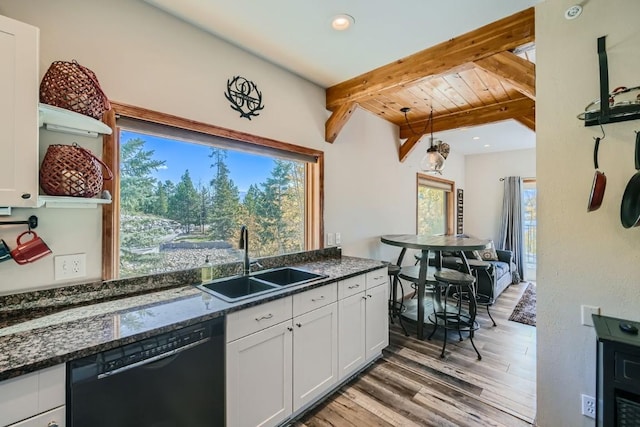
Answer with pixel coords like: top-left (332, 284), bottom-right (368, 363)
top-left (335, 232), bottom-right (341, 245)
top-left (327, 233), bottom-right (335, 246)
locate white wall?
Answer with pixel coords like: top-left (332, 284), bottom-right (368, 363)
top-left (537, 1), bottom-right (640, 426)
top-left (465, 148), bottom-right (536, 242)
top-left (0, 0), bottom-right (465, 294)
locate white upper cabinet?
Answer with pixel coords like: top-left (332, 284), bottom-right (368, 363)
top-left (0, 14), bottom-right (39, 208)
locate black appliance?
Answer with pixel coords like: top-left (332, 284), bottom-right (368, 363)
top-left (594, 315), bottom-right (640, 426)
top-left (68, 317), bottom-right (225, 427)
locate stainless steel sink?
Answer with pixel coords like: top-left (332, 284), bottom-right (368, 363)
top-left (198, 267), bottom-right (327, 302)
top-left (251, 267), bottom-right (327, 286)
top-left (199, 276), bottom-right (277, 302)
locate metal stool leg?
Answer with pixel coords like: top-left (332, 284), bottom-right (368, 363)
top-left (394, 276), bottom-right (409, 336)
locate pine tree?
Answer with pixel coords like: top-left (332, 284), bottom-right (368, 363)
top-left (209, 148), bottom-right (241, 242)
top-left (168, 170), bottom-right (199, 233)
top-left (120, 138), bottom-right (165, 213)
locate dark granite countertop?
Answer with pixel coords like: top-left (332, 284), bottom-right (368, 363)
top-left (0, 255), bottom-right (386, 381)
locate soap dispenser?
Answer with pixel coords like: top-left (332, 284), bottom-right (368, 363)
top-left (201, 255), bottom-right (213, 283)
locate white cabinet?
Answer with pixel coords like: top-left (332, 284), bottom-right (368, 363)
top-left (0, 14), bottom-right (39, 208)
top-left (338, 291), bottom-right (366, 380)
top-left (337, 268), bottom-right (389, 380)
top-left (365, 281), bottom-right (390, 360)
top-left (292, 302), bottom-right (338, 411)
top-left (0, 364), bottom-right (65, 427)
top-left (227, 321), bottom-right (293, 427)
top-left (226, 284), bottom-right (339, 427)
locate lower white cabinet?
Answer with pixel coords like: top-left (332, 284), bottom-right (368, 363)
top-left (365, 282), bottom-right (390, 360)
top-left (292, 302), bottom-right (338, 411)
top-left (337, 292), bottom-right (366, 380)
top-left (226, 268), bottom-right (388, 427)
top-left (0, 364), bottom-right (65, 427)
top-left (338, 270), bottom-right (389, 380)
top-left (227, 321), bottom-right (293, 427)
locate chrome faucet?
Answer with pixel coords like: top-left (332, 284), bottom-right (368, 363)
top-left (239, 225), bottom-right (250, 275)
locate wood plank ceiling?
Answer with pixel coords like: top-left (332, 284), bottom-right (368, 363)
top-left (324, 7), bottom-right (536, 162)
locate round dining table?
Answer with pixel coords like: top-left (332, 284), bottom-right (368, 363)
top-left (380, 234), bottom-right (490, 340)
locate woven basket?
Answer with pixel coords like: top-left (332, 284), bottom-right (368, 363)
top-left (40, 144), bottom-right (113, 198)
top-left (39, 60), bottom-right (111, 119)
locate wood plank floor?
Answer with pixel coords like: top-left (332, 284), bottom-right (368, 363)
top-left (294, 281), bottom-right (537, 427)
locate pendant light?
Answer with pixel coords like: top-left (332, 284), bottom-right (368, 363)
top-left (401, 106), bottom-right (446, 174)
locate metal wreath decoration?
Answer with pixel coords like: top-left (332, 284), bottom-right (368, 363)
top-left (224, 76), bottom-right (265, 120)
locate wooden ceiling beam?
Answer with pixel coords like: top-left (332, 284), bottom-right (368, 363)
top-left (325, 7), bottom-right (534, 111)
top-left (515, 112), bottom-right (536, 131)
top-left (325, 102), bottom-right (357, 143)
top-left (399, 135), bottom-right (425, 162)
top-left (399, 97), bottom-right (535, 140)
top-left (473, 51), bottom-right (535, 100)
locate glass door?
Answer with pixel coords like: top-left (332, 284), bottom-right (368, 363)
top-left (522, 180), bottom-right (537, 281)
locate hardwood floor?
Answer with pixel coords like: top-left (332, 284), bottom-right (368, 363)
top-left (294, 282), bottom-right (536, 427)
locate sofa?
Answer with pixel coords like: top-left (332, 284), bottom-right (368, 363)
top-left (431, 249), bottom-right (515, 304)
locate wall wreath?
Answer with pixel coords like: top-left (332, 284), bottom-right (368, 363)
top-left (224, 76), bottom-right (264, 120)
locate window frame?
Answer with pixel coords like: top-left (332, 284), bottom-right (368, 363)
top-left (416, 173), bottom-right (455, 236)
top-left (101, 103), bottom-right (324, 280)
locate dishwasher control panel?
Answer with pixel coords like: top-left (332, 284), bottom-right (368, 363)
top-left (98, 323), bottom-right (210, 374)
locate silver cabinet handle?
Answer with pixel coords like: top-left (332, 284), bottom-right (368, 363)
top-left (348, 284), bottom-right (361, 289)
top-left (311, 295), bottom-right (325, 302)
top-left (362, 296), bottom-right (367, 300)
top-left (375, 275), bottom-right (384, 280)
top-left (21, 193), bottom-right (31, 199)
top-left (287, 326), bottom-right (293, 332)
top-left (367, 294), bottom-right (372, 298)
top-left (296, 323), bottom-right (302, 327)
top-left (48, 422), bottom-right (59, 427)
top-left (255, 313), bottom-right (273, 321)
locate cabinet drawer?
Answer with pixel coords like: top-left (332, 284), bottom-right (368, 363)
top-left (9, 405), bottom-right (65, 427)
top-left (227, 296), bottom-right (293, 342)
top-left (293, 282), bottom-right (337, 317)
top-left (366, 269), bottom-right (387, 289)
top-left (0, 364), bottom-right (65, 427)
top-left (338, 275), bottom-right (366, 300)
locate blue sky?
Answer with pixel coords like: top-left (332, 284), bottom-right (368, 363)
top-left (121, 130), bottom-right (276, 192)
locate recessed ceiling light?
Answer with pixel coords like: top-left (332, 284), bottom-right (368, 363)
top-left (331, 14), bottom-right (354, 31)
top-left (472, 136), bottom-right (480, 140)
top-left (484, 144), bottom-right (491, 148)
top-left (564, 5), bottom-right (583, 20)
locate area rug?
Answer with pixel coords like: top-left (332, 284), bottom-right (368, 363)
top-left (508, 282), bottom-right (536, 326)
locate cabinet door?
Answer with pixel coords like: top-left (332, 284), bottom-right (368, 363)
top-left (227, 321), bottom-right (293, 427)
top-left (292, 302), bottom-right (338, 412)
top-left (365, 282), bottom-right (390, 361)
top-left (0, 15), bottom-right (39, 208)
top-left (338, 291), bottom-right (366, 380)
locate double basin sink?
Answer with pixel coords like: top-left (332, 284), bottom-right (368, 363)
top-left (198, 267), bottom-right (327, 302)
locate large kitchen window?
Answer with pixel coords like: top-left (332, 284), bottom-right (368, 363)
top-left (416, 173), bottom-right (455, 235)
top-left (101, 104), bottom-right (323, 279)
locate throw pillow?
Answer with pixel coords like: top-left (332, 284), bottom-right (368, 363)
top-left (478, 241), bottom-right (499, 261)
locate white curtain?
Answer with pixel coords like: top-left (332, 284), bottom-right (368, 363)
top-left (498, 176), bottom-right (524, 283)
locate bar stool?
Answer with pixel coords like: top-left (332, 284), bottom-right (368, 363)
top-left (467, 259), bottom-right (497, 327)
top-left (428, 269), bottom-right (482, 360)
top-left (388, 264), bottom-right (409, 336)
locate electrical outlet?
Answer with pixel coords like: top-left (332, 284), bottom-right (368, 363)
top-left (335, 232), bottom-right (341, 245)
top-left (582, 394), bottom-right (596, 419)
top-left (54, 254), bottom-right (87, 280)
top-left (581, 305), bottom-right (600, 326)
top-left (327, 233), bottom-right (335, 246)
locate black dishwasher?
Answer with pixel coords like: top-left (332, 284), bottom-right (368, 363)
top-left (67, 316), bottom-right (224, 427)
